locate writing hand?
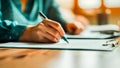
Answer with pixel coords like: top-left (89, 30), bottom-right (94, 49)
top-left (19, 19), bottom-right (65, 43)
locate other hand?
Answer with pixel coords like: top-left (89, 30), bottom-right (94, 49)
top-left (65, 21), bottom-right (85, 35)
top-left (65, 15), bottom-right (89, 35)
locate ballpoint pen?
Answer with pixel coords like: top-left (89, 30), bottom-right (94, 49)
top-left (39, 11), bottom-right (69, 43)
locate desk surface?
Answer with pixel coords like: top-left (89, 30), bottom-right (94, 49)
top-left (49, 46), bottom-right (120, 68)
top-left (0, 47), bottom-right (120, 68)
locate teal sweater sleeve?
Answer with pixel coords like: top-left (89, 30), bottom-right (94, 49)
top-left (0, 0), bottom-right (26, 42)
top-left (0, 20), bottom-right (26, 42)
top-left (43, 0), bottom-right (67, 31)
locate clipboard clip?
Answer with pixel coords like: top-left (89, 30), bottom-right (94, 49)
top-left (102, 39), bottom-right (119, 47)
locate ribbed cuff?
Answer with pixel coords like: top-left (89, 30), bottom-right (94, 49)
top-left (10, 25), bottom-right (26, 42)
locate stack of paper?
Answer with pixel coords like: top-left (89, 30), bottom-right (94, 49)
top-left (0, 39), bottom-right (117, 51)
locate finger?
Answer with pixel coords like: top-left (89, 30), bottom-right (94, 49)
top-left (74, 28), bottom-right (83, 35)
top-left (38, 24), bottom-right (61, 41)
top-left (44, 34), bottom-right (59, 43)
top-left (45, 27), bottom-right (61, 41)
top-left (66, 23), bottom-right (75, 34)
top-left (37, 23), bottom-right (59, 43)
top-left (73, 25), bottom-right (84, 34)
top-left (42, 19), bottom-right (65, 36)
top-left (38, 30), bottom-right (59, 43)
top-left (67, 23), bottom-right (84, 35)
top-left (75, 22), bottom-right (85, 32)
top-left (39, 38), bottom-right (53, 43)
top-left (67, 24), bottom-right (78, 34)
top-left (70, 27), bottom-right (77, 34)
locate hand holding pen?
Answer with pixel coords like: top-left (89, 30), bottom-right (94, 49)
top-left (19, 18), bottom-right (66, 43)
top-left (39, 11), bottom-right (69, 43)
top-left (20, 12), bottom-right (69, 43)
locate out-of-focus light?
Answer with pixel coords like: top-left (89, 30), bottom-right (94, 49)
top-left (79, 0), bottom-right (101, 9)
top-left (104, 0), bottom-right (120, 8)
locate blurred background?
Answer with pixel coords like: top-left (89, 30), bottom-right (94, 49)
top-left (56, 0), bottom-right (120, 25)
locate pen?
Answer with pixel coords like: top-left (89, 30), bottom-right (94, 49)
top-left (39, 11), bottom-right (69, 43)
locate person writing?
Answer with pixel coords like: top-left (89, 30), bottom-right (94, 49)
top-left (0, 0), bottom-right (89, 43)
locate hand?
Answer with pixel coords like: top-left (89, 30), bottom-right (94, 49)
top-left (65, 21), bottom-right (85, 35)
top-left (65, 15), bottom-right (89, 35)
top-left (19, 19), bottom-right (65, 43)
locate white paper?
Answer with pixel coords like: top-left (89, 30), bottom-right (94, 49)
top-left (0, 39), bottom-right (117, 51)
top-left (66, 25), bottom-right (119, 39)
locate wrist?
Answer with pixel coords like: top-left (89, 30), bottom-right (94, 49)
top-left (19, 26), bottom-right (33, 42)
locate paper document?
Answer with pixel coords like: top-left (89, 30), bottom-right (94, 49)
top-left (0, 39), bottom-right (118, 51)
top-left (66, 25), bottom-right (120, 39)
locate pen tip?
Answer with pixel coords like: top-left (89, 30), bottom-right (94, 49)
top-left (66, 40), bottom-right (69, 44)
top-left (62, 36), bottom-right (69, 44)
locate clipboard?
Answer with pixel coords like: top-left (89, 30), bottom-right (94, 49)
top-left (66, 25), bottom-right (120, 39)
top-left (0, 39), bottom-right (119, 51)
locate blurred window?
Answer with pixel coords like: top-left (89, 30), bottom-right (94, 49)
top-left (79, 0), bottom-right (120, 9)
top-left (78, 0), bottom-right (101, 9)
top-left (104, 0), bottom-right (120, 8)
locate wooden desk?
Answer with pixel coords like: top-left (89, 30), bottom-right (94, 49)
top-left (0, 48), bottom-right (60, 68)
top-left (0, 42), bottom-right (119, 68)
top-left (49, 46), bottom-right (120, 68)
